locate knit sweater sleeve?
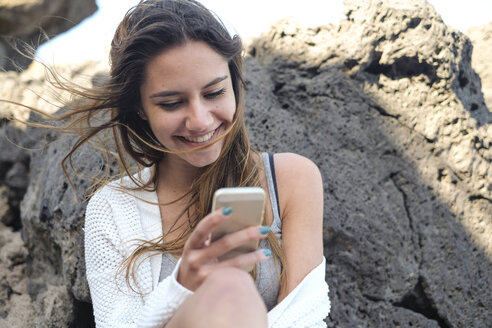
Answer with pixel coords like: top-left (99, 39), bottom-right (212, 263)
top-left (267, 257), bottom-right (330, 328)
top-left (85, 187), bottom-right (193, 328)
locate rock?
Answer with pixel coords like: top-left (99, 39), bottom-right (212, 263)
top-left (467, 22), bottom-right (492, 111)
top-left (0, 0), bottom-right (98, 71)
top-left (0, 226), bottom-right (33, 328)
top-left (0, 186), bottom-right (14, 227)
top-left (0, 60), bottom-right (108, 326)
top-left (247, 0), bottom-right (491, 326)
top-left (0, 124), bottom-right (34, 230)
top-left (2, 293), bottom-right (34, 328)
top-left (32, 284), bottom-right (74, 327)
top-left (0, 0), bottom-right (490, 327)
top-left (6, 162), bottom-right (29, 189)
top-left (17, 119), bottom-right (109, 325)
top-left (20, 125), bottom-right (107, 301)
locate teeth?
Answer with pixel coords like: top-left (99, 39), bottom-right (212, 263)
top-left (184, 130), bottom-right (215, 143)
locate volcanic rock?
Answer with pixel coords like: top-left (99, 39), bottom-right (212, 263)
top-left (246, 0), bottom-right (491, 326)
top-left (467, 22), bottom-right (492, 111)
top-left (0, 0), bottom-right (97, 70)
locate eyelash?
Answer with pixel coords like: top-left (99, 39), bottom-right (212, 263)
top-left (204, 88), bottom-right (226, 99)
top-left (157, 88), bottom-right (226, 110)
top-left (158, 102), bottom-right (181, 110)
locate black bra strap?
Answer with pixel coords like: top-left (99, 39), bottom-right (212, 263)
top-left (268, 153), bottom-right (281, 217)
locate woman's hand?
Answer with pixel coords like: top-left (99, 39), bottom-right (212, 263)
top-left (177, 207), bottom-right (271, 291)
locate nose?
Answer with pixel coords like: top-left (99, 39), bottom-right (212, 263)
top-left (185, 98), bottom-right (213, 132)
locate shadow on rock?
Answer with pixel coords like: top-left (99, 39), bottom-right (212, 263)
top-left (245, 0), bottom-right (491, 326)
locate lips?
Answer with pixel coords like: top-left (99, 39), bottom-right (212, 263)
top-left (183, 130), bottom-right (215, 143)
top-left (179, 125), bottom-right (221, 146)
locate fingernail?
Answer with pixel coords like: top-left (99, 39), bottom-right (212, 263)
top-left (263, 249), bottom-right (272, 257)
top-left (259, 226), bottom-right (270, 235)
top-left (222, 206), bottom-right (232, 215)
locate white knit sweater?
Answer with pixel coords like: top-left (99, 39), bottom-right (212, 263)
top-left (85, 170), bottom-right (330, 327)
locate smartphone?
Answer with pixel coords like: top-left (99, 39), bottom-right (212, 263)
top-left (210, 187), bottom-right (266, 266)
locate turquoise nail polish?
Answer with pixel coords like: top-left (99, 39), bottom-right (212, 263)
top-left (222, 206), bottom-right (232, 215)
top-left (263, 249), bottom-right (272, 257)
top-left (259, 226), bottom-right (270, 235)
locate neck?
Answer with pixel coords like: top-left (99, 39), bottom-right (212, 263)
top-left (157, 154), bottom-right (203, 195)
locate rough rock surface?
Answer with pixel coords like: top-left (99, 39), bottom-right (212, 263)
top-left (0, 0), bottom-right (491, 327)
top-left (0, 60), bottom-right (108, 327)
top-left (0, 0), bottom-right (98, 70)
top-left (467, 22), bottom-right (492, 112)
top-left (247, 1), bottom-right (492, 325)
top-left (246, 0), bottom-right (492, 326)
top-left (0, 223), bottom-right (33, 328)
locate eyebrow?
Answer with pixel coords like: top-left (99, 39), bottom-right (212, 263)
top-left (150, 75), bottom-right (228, 98)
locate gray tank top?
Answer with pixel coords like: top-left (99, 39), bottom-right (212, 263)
top-left (158, 152), bottom-right (282, 311)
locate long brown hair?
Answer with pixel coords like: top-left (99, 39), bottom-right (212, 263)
top-left (8, 0), bottom-right (286, 290)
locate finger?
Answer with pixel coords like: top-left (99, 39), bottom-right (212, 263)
top-left (214, 248), bottom-right (272, 271)
top-left (186, 207), bottom-right (232, 249)
top-left (201, 225), bottom-right (270, 263)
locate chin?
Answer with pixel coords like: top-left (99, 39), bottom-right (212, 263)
top-left (183, 146), bottom-right (223, 168)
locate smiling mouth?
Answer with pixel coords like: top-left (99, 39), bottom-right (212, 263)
top-left (180, 125), bottom-right (221, 145)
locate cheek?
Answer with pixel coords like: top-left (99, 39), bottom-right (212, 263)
top-left (148, 113), bottom-right (179, 137)
top-left (223, 95), bottom-right (237, 121)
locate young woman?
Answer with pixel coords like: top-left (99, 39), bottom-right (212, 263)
top-left (82, 0), bottom-right (330, 327)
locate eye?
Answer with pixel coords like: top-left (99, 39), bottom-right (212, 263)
top-left (204, 88), bottom-right (226, 99)
top-left (157, 101), bottom-right (182, 110)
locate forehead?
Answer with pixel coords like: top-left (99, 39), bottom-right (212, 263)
top-left (142, 41), bottom-right (230, 91)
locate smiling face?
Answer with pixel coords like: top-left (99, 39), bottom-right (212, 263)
top-left (139, 41), bottom-right (236, 168)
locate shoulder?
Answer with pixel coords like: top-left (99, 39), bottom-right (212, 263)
top-left (273, 153), bottom-right (322, 192)
top-left (87, 181), bottom-right (130, 211)
top-left (270, 153), bottom-right (324, 296)
top-left (273, 153), bottom-right (321, 176)
top-left (85, 176), bottom-right (148, 245)
top-left (272, 152), bottom-right (323, 217)
top-left (86, 176), bottom-right (143, 226)
top-left (88, 167), bottom-right (153, 208)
